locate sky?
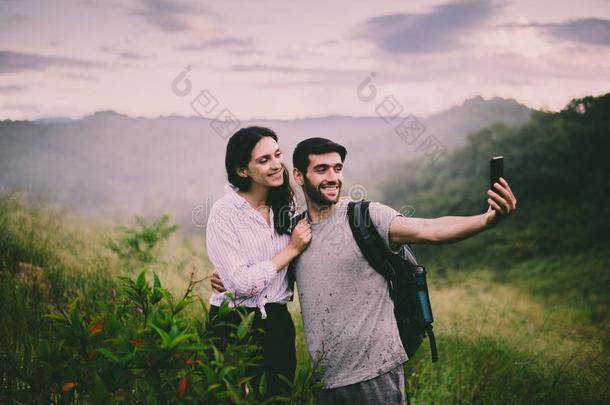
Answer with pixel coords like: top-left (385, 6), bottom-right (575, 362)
top-left (1, 0), bottom-right (610, 120)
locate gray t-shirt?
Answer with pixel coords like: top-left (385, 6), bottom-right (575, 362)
top-left (293, 198), bottom-right (408, 389)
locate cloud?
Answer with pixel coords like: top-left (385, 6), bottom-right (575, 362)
top-left (178, 37), bottom-right (255, 52)
top-left (0, 85), bottom-right (26, 94)
top-left (255, 78), bottom-right (349, 89)
top-left (356, 0), bottom-right (501, 53)
top-left (231, 64), bottom-right (371, 87)
top-left (231, 64), bottom-right (312, 74)
top-left (116, 51), bottom-right (148, 60)
top-left (231, 64), bottom-right (364, 77)
top-left (62, 73), bottom-right (98, 82)
top-left (131, 0), bottom-right (212, 32)
top-left (498, 17), bottom-right (610, 47)
top-left (228, 48), bottom-right (259, 56)
top-left (0, 50), bottom-right (105, 74)
top-left (99, 46), bottom-right (149, 60)
top-left (543, 18), bottom-right (610, 46)
top-left (79, 0), bottom-right (123, 8)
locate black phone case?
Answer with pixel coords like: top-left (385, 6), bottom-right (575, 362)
top-left (490, 156), bottom-right (503, 191)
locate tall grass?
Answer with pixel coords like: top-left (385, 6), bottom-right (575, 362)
top-left (406, 273), bottom-right (609, 403)
top-left (0, 191), bottom-right (118, 397)
top-left (1, 191), bottom-right (608, 403)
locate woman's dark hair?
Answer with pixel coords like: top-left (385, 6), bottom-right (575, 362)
top-left (225, 126), bottom-right (295, 235)
top-left (292, 137), bottom-right (347, 174)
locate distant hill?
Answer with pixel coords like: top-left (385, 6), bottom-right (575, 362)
top-left (426, 95), bottom-right (533, 149)
top-left (0, 96), bottom-right (532, 233)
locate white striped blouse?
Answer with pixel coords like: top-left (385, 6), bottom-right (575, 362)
top-left (206, 183), bottom-right (293, 319)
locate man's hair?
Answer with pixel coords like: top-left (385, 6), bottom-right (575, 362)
top-left (292, 137), bottom-right (347, 173)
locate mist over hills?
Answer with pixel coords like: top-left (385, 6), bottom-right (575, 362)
top-left (380, 93), bottom-right (610, 267)
top-left (0, 96), bottom-right (532, 234)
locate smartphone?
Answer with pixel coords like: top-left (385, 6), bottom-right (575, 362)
top-left (490, 156), bottom-right (504, 191)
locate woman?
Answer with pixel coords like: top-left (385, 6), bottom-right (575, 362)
top-left (205, 126), bottom-right (311, 398)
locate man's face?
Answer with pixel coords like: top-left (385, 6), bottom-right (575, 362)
top-left (298, 152), bottom-right (344, 206)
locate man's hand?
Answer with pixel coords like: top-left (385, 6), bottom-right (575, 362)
top-left (210, 271), bottom-right (226, 293)
top-left (485, 177), bottom-right (517, 227)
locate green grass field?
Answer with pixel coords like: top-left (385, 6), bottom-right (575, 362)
top-left (1, 191), bottom-right (608, 404)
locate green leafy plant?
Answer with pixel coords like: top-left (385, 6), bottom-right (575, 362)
top-left (105, 213), bottom-right (178, 271)
top-left (39, 270), bottom-right (267, 403)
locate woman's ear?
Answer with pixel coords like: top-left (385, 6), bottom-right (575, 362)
top-left (236, 167), bottom-right (249, 178)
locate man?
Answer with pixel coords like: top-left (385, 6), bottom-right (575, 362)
top-left (213, 137), bottom-right (517, 404)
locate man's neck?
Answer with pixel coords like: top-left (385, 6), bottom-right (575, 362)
top-left (305, 198), bottom-right (337, 223)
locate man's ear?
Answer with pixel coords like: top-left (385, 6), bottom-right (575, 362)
top-left (293, 168), bottom-right (304, 186)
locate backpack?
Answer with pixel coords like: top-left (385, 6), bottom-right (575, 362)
top-left (347, 200), bottom-right (438, 363)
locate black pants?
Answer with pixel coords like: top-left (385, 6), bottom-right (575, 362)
top-left (208, 303), bottom-right (296, 398)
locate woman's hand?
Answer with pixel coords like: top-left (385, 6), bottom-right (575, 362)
top-left (210, 220), bottom-right (313, 292)
top-left (289, 218), bottom-right (312, 253)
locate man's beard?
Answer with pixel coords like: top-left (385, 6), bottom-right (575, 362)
top-left (303, 176), bottom-right (341, 206)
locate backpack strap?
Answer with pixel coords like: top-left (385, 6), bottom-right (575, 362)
top-left (347, 200), bottom-right (396, 287)
top-left (427, 325), bottom-right (438, 362)
top-left (286, 210), bottom-right (308, 299)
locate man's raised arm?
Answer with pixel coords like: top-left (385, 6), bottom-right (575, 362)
top-left (389, 177), bottom-right (517, 245)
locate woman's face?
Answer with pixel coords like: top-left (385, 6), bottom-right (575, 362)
top-left (239, 136), bottom-right (285, 188)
